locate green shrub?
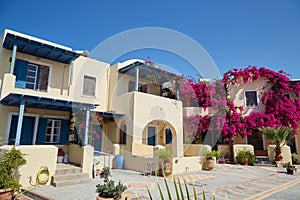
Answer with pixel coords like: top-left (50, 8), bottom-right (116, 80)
top-left (156, 149), bottom-right (173, 161)
top-left (206, 150), bottom-right (220, 158)
top-left (237, 149), bottom-right (256, 165)
top-left (0, 146), bottom-right (27, 192)
top-left (96, 167), bottom-right (127, 199)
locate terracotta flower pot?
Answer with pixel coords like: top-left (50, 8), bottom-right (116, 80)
top-left (242, 157), bottom-right (249, 165)
top-left (0, 188), bottom-right (14, 200)
top-left (203, 157), bottom-right (215, 171)
top-left (159, 160), bottom-right (173, 176)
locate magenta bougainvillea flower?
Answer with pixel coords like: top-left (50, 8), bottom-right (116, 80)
top-left (182, 66), bottom-right (300, 142)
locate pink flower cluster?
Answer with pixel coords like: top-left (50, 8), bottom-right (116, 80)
top-left (182, 66), bottom-right (300, 142)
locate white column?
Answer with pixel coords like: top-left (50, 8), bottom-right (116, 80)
top-left (84, 107), bottom-right (90, 146)
top-left (15, 99), bottom-right (25, 146)
top-left (135, 67), bottom-right (139, 91)
top-left (69, 59), bottom-right (74, 87)
top-left (10, 44), bottom-right (17, 74)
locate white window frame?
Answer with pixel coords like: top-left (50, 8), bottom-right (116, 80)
top-left (244, 90), bottom-right (259, 108)
top-left (82, 74), bottom-right (97, 98)
top-left (5, 112), bottom-right (40, 145)
top-left (45, 119), bottom-right (61, 143)
top-left (21, 58), bottom-right (52, 93)
top-left (25, 63), bottom-right (39, 90)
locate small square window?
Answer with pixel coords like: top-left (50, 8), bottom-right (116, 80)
top-left (83, 76), bottom-right (96, 97)
top-left (45, 119), bottom-right (61, 143)
top-left (245, 91), bottom-right (258, 108)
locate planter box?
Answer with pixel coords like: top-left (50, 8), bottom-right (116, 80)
top-left (0, 189), bottom-right (13, 200)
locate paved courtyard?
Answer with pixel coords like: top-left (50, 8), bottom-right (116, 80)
top-left (27, 164), bottom-right (300, 200)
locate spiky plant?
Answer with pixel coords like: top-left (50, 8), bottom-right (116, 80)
top-left (260, 126), bottom-right (294, 161)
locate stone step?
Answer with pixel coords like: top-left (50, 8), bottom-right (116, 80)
top-left (52, 172), bottom-right (89, 182)
top-left (21, 189), bottom-right (54, 200)
top-left (51, 163), bottom-right (91, 187)
top-left (16, 195), bottom-right (34, 200)
top-left (51, 177), bottom-right (92, 187)
top-left (55, 167), bottom-right (82, 175)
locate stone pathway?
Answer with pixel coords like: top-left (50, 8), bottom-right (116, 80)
top-left (26, 164), bottom-right (300, 200)
top-left (195, 165), bottom-right (300, 200)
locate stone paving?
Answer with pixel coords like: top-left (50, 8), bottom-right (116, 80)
top-left (27, 164), bottom-right (300, 200)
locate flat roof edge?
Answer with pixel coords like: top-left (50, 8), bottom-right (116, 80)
top-left (3, 29), bottom-right (73, 51)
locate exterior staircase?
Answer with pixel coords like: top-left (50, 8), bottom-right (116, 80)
top-left (51, 163), bottom-right (91, 187)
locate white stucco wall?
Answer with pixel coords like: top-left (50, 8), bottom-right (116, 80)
top-left (228, 78), bottom-right (268, 116)
top-left (71, 56), bottom-right (110, 111)
top-left (0, 145), bottom-right (57, 188)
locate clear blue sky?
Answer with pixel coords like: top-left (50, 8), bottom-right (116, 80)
top-left (1, 0), bottom-right (300, 79)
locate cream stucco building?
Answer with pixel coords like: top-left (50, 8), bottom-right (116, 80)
top-left (1, 29), bottom-right (299, 188)
top-left (0, 30), bottom-right (208, 188)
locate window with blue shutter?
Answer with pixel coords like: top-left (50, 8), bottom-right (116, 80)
top-left (36, 118), bottom-right (47, 144)
top-left (59, 119), bottom-right (70, 144)
top-left (14, 59), bottom-right (28, 89)
top-left (13, 59), bottom-right (49, 91)
top-left (165, 128), bottom-right (172, 144)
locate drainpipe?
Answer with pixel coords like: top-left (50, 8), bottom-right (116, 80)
top-left (135, 67), bottom-right (139, 91)
top-left (68, 59), bottom-right (74, 95)
top-left (10, 44), bottom-right (17, 74)
top-left (84, 106), bottom-right (90, 146)
top-left (15, 99), bottom-right (25, 146)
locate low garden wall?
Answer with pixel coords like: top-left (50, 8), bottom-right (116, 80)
top-left (233, 144), bottom-right (254, 164)
top-left (68, 144), bottom-right (94, 178)
top-left (268, 145), bottom-right (292, 163)
top-left (0, 145), bottom-right (57, 188)
top-left (183, 144), bottom-right (211, 157)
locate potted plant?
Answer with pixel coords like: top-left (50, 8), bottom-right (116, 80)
top-left (260, 126), bottom-right (293, 162)
top-left (99, 167), bottom-right (110, 180)
top-left (0, 146), bottom-right (27, 199)
top-left (156, 149), bottom-right (173, 177)
top-left (202, 150), bottom-right (220, 170)
top-left (96, 167), bottom-right (127, 200)
top-left (237, 149), bottom-right (256, 165)
top-left (285, 162), bottom-right (297, 175)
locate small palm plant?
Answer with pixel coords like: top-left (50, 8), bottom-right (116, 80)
top-left (260, 126), bottom-right (294, 161)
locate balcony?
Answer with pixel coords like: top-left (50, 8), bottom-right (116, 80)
top-left (113, 91), bottom-right (182, 119)
top-left (1, 73), bottom-right (71, 101)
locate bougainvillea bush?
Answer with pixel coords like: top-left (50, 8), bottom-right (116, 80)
top-left (182, 66), bottom-right (300, 143)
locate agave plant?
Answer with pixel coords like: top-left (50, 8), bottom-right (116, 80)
top-left (260, 126), bottom-right (294, 161)
top-left (147, 177), bottom-right (216, 200)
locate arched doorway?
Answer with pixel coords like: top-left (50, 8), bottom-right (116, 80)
top-left (143, 120), bottom-right (176, 150)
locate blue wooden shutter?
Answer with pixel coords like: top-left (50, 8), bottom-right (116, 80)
top-left (14, 59), bottom-right (28, 89)
top-left (36, 118), bottom-right (47, 144)
top-left (166, 128), bottom-right (172, 144)
top-left (59, 119), bottom-right (70, 144)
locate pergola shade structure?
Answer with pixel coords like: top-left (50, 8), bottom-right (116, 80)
top-left (1, 93), bottom-right (97, 146)
top-left (3, 31), bottom-right (80, 64)
top-left (118, 61), bottom-right (180, 84)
